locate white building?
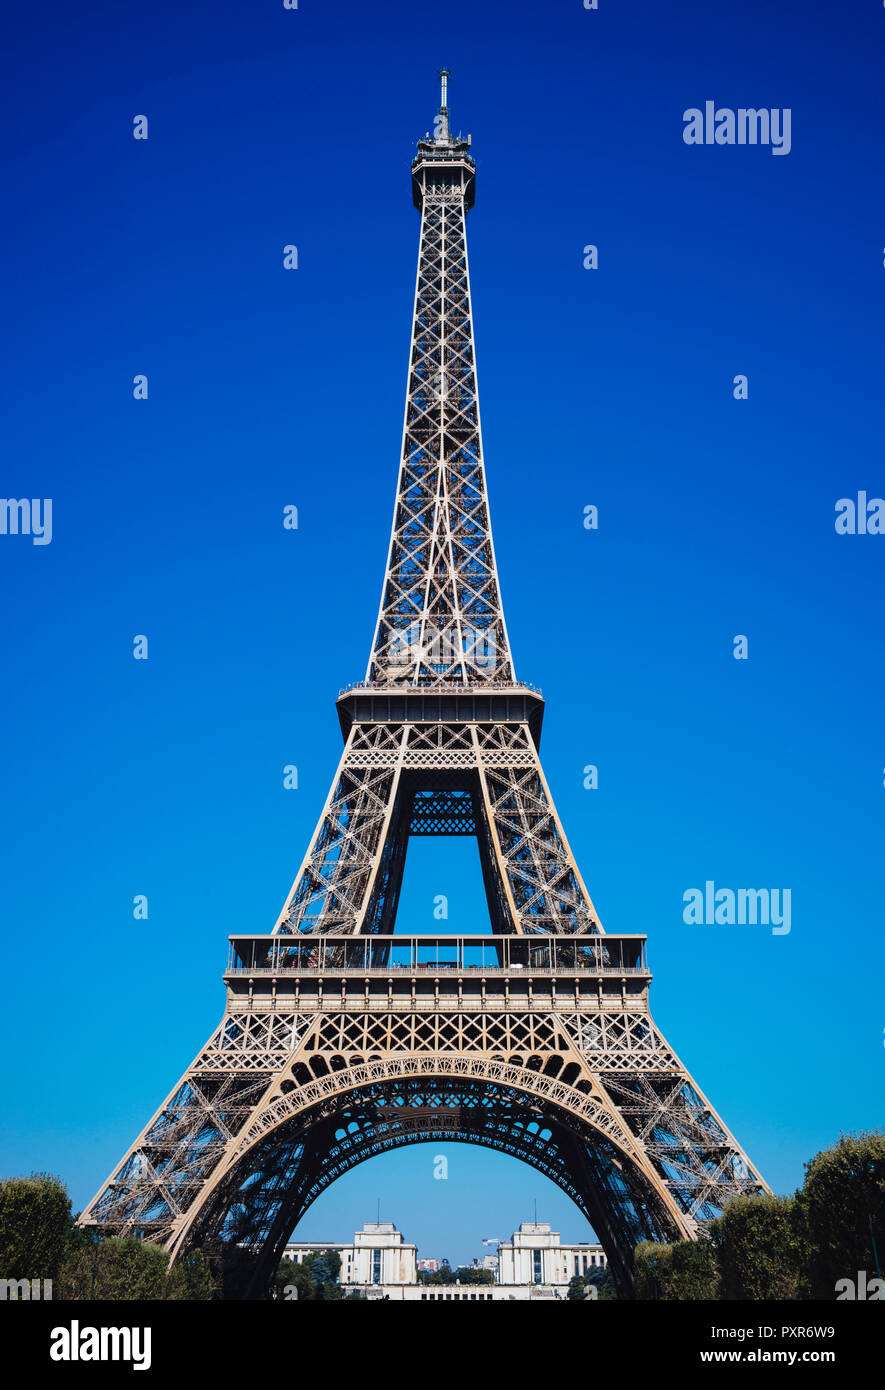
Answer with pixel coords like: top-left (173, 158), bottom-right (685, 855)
top-left (284, 1222), bottom-right (417, 1287)
top-left (496, 1223), bottom-right (607, 1286)
top-left (283, 1219), bottom-right (605, 1299)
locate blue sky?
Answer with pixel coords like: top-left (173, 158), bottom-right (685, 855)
top-left (1, 0), bottom-right (883, 1267)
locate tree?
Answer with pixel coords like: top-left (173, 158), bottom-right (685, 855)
top-left (0, 1173), bottom-right (71, 1286)
top-left (634, 1239), bottom-right (718, 1300)
top-left (274, 1249), bottom-right (343, 1301)
top-left (452, 1266), bottom-right (494, 1285)
top-left (710, 1194), bottom-right (807, 1300)
top-left (586, 1266), bottom-right (618, 1300)
top-left (794, 1130), bottom-right (885, 1299)
top-left (62, 1238), bottom-right (164, 1299)
top-left (165, 1251), bottom-right (211, 1301)
top-left (309, 1248), bottom-right (342, 1298)
top-left (633, 1241), bottom-right (668, 1299)
top-left (60, 1237), bottom-right (210, 1300)
top-left (273, 1255), bottom-right (308, 1300)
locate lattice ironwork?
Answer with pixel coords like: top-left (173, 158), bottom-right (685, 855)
top-left (366, 117), bottom-right (513, 690)
top-left (82, 994), bottom-right (767, 1296)
top-left (272, 720), bottom-right (601, 937)
top-left (81, 77), bottom-right (769, 1298)
top-left (408, 789), bottom-right (476, 835)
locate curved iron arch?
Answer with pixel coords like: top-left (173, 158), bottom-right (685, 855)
top-left (173, 1062), bottom-right (685, 1297)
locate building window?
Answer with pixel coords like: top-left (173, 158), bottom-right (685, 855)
top-left (371, 1249), bottom-right (382, 1285)
top-left (532, 1250), bottom-right (542, 1284)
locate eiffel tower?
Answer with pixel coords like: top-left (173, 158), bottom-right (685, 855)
top-left (81, 73), bottom-right (769, 1296)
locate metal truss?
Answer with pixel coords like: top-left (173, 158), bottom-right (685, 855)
top-left (272, 720), bottom-right (601, 937)
top-left (80, 78), bottom-right (770, 1297)
top-left (82, 978), bottom-right (768, 1296)
top-left (366, 112), bottom-right (513, 688)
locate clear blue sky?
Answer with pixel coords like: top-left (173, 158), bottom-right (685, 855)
top-left (1, 0), bottom-right (883, 1268)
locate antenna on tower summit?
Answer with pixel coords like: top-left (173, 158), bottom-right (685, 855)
top-left (436, 66), bottom-right (450, 142)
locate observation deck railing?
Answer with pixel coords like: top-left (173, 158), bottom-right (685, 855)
top-left (226, 933), bottom-right (648, 978)
top-left (337, 679), bottom-right (543, 698)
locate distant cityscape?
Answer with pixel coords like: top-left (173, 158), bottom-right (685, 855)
top-left (284, 1220), bottom-right (607, 1301)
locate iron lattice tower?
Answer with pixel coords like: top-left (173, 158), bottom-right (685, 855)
top-left (81, 76), bottom-right (769, 1296)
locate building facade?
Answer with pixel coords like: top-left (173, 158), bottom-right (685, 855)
top-left (284, 1220), bottom-right (604, 1298)
top-left (496, 1223), bottom-right (607, 1286)
top-left (284, 1222), bottom-right (417, 1287)
top-left (370, 1283), bottom-right (562, 1301)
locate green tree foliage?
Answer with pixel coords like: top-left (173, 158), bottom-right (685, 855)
top-left (632, 1131), bottom-right (885, 1302)
top-left (414, 1263), bottom-right (494, 1287)
top-left (309, 1248), bottom-right (342, 1299)
top-left (273, 1255), bottom-right (307, 1300)
top-left (587, 1266), bottom-right (618, 1300)
top-left (565, 1268), bottom-right (616, 1300)
top-left (452, 1266), bottom-right (495, 1285)
top-left (709, 1194), bottom-right (807, 1300)
top-left (0, 1173), bottom-right (71, 1285)
top-left (794, 1130), bottom-right (885, 1299)
top-left (273, 1249), bottom-right (343, 1300)
top-left (60, 1237), bottom-right (210, 1300)
top-left (633, 1241), bottom-right (666, 1299)
top-left (634, 1238), bottom-right (719, 1300)
top-left (415, 1261), bottom-right (492, 1285)
top-left (165, 1251), bottom-right (211, 1301)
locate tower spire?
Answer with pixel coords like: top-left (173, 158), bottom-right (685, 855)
top-left (372, 70), bottom-right (497, 687)
top-left (436, 66), bottom-right (450, 142)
